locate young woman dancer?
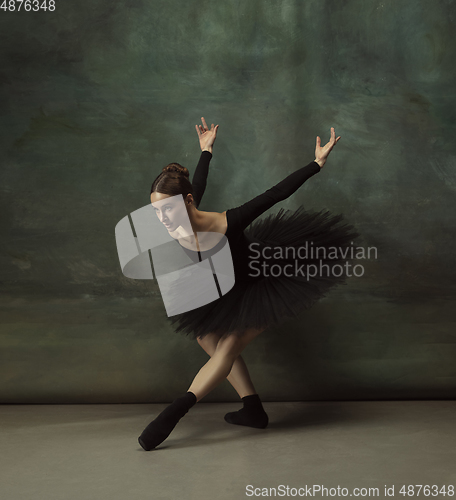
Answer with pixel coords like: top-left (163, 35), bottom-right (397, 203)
top-left (138, 117), bottom-right (360, 451)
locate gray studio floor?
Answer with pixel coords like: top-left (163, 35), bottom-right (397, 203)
top-left (1, 401), bottom-right (455, 500)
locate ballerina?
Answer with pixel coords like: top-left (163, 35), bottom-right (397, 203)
top-left (138, 117), bottom-right (358, 450)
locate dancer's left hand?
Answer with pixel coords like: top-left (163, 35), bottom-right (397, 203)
top-left (315, 127), bottom-right (341, 168)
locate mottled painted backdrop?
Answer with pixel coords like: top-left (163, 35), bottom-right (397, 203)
top-left (1, 0), bottom-right (455, 403)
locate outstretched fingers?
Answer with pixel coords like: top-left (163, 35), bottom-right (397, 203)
top-left (196, 117), bottom-right (219, 137)
top-left (330, 127), bottom-right (341, 146)
top-left (196, 117), bottom-right (209, 136)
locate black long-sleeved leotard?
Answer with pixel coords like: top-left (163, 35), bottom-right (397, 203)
top-left (189, 150), bottom-right (321, 282)
top-left (193, 151), bottom-right (321, 232)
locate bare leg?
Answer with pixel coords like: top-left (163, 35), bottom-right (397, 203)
top-left (138, 327), bottom-right (267, 450)
top-left (196, 332), bottom-right (257, 399)
top-left (188, 327), bottom-right (265, 402)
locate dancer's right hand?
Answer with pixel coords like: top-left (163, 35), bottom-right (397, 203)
top-left (196, 117), bottom-right (219, 153)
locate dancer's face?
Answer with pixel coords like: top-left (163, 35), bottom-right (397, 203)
top-left (150, 192), bottom-right (190, 233)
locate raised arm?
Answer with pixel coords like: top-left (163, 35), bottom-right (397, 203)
top-left (191, 150), bottom-right (213, 208)
top-left (227, 160), bottom-right (321, 233)
top-left (192, 116), bottom-right (219, 208)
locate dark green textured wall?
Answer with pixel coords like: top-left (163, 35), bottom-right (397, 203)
top-left (1, 0), bottom-right (455, 403)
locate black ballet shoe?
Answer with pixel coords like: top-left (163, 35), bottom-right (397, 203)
top-left (138, 391), bottom-right (197, 450)
top-left (224, 393), bottom-right (269, 429)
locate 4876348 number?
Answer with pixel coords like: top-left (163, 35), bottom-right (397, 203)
top-left (1, 0), bottom-right (55, 11)
top-left (399, 484), bottom-right (455, 496)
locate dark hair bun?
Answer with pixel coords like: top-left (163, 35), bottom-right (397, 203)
top-left (162, 163), bottom-right (189, 178)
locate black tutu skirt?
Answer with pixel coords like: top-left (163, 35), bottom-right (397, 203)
top-left (168, 205), bottom-right (361, 340)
